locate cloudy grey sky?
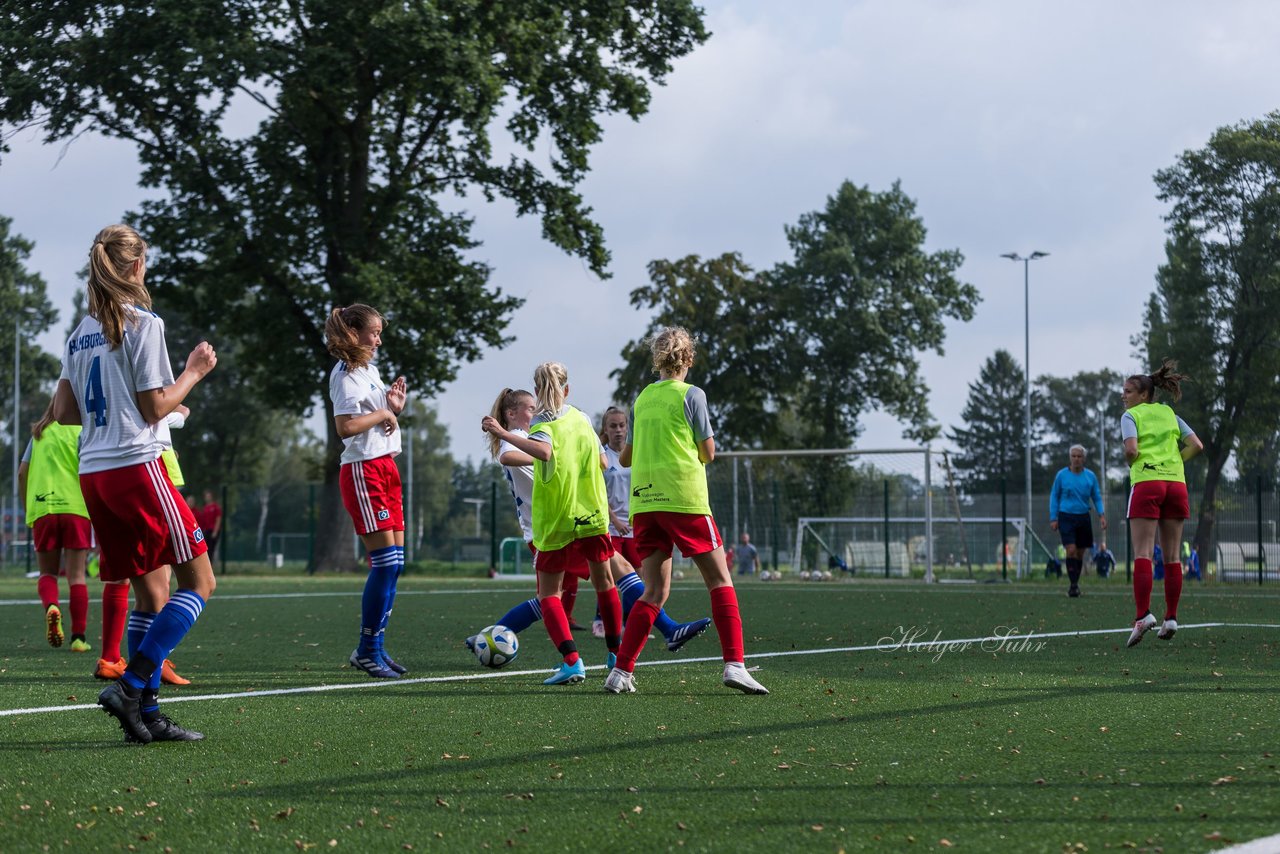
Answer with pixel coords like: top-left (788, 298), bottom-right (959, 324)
top-left (3, 1), bottom-right (1280, 462)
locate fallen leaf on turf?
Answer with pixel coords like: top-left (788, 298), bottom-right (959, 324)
top-left (1211, 776), bottom-right (1236, 786)
top-left (777, 763), bottom-right (791, 770)
top-left (811, 825), bottom-right (824, 832)
top-left (632, 806), bottom-right (643, 814)
top-left (275, 807), bottom-right (295, 820)
top-left (435, 798), bottom-right (448, 808)
top-left (677, 822), bottom-right (687, 831)
top-left (940, 840), bottom-right (953, 847)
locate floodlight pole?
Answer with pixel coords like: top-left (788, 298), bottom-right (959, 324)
top-left (11, 315), bottom-right (19, 565)
top-left (1001, 251), bottom-right (1048, 535)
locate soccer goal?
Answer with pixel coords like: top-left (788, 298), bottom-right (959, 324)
top-left (795, 516), bottom-right (1034, 582)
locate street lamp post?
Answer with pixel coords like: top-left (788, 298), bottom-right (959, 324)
top-left (1000, 251), bottom-right (1049, 534)
top-left (11, 314), bottom-right (19, 565)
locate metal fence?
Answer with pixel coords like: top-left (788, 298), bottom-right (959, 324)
top-left (2, 454), bottom-right (1275, 582)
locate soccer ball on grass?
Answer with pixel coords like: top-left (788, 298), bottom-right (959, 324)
top-left (474, 624), bottom-right (519, 668)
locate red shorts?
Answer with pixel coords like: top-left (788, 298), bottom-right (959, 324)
top-left (340, 456), bottom-right (404, 535)
top-left (80, 458), bottom-right (208, 582)
top-left (611, 535), bottom-right (642, 569)
top-left (1127, 480), bottom-right (1190, 520)
top-left (633, 511), bottom-right (723, 560)
top-left (33, 515), bottom-right (93, 552)
top-left (534, 534), bottom-right (613, 579)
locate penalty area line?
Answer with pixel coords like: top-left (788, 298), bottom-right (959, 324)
top-left (3, 621), bottom-right (1278, 719)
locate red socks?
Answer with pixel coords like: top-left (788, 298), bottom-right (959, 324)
top-left (597, 587), bottom-right (623, 652)
top-left (69, 583), bottom-right (89, 636)
top-left (1133, 558), bottom-right (1153, 619)
top-left (617, 601), bottom-right (660, 672)
top-left (539, 596), bottom-right (579, 665)
top-left (1164, 563), bottom-right (1183, 620)
top-left (560, 574), bottom-right (579, 622)
top-left (37, 574), bottom-right (59, 610)
top-left (710, 586), bottom-right (745, 663)
top-left (102, 582), bottom-right (130, 662)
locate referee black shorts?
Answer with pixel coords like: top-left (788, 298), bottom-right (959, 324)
top-left (1056, 512), bottom-right (1094, 550)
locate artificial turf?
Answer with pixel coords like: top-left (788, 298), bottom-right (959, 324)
top-left (1, 574), bottom-right (1277, 852)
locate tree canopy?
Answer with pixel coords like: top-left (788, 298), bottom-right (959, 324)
top-left (1, 1), bottom-right (710, 568)
top-left (1147, 111), bottom-right (1280, 553)
top-left (613, 180), bottom-right (979, 449)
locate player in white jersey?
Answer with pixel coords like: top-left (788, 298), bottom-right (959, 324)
top-left (52, 224), bottom-right (217, 744)
top-left (326, 305), bottom-right (409, 680)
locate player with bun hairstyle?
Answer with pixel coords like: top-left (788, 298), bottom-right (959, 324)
top-left (605, 327), bottom-right (768, 695)
top-left (481, 362), bottom-right (623, 685)
top-left (52, 224), bottom-right (217, 743)
top-left (599, 405), bottom-right (711, 648)
top-left (469, 394), bottom-right (710, 656)
top-left (326, 304), bottom-right (409, 679)
top-left (1120, 359), bottom-right (1203, 647)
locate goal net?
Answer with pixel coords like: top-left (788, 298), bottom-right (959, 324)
top-left (794, 516), bottom-right (1040, 581)
top-left (706, 447), bottom-right (1048, 582)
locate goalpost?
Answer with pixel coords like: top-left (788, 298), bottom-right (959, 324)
top-left (713, 447), bottom-right (941, 579)
top-left (710, 447), bottom-right (1044, 582)
top-left (795, 516), bottom-right (1034, 581)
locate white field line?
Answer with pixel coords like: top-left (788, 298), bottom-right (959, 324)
top-left (0, 589), bottom-right (537, 607)
top-left (3, 621), bottom-right (1278, 719)
top-left (1215, 831), bottom-right (1280, 854)
top-left (4, 583), bottom-right (1280, 608)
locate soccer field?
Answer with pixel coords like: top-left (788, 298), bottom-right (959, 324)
top-left (1, 575), bottom-right (1277, 852)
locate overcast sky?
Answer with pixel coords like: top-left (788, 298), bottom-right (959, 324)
top-left (3, 1), bottom-right (1279, 463)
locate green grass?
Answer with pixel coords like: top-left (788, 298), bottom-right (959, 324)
top-left (1, 574), bottom-right (1277, 852)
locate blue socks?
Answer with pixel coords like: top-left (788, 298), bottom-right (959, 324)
top-left (497, 598), bottom-right (542, 634)
top-left (123, 591), bottom-right (205, 693)
top-left (616, 572), bottom-right (679, 638)
top-left (360, 546), bottom-right (399, 653)
top-left (126, 611), bottom-right (160, 697)
top-left (374, 546), bottom-right (405, 654)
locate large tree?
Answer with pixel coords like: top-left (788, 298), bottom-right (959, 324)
top-left (614, 180), bottom-right (979, 449)
top-left (947, 349), bottom-right (1029, 497)
top-left (0, 1), bottom-right (709, 569)
top-left (1147, 112), bottom-right (1280, 556)
top-left (1034, 368), bottom-right (1126, 488)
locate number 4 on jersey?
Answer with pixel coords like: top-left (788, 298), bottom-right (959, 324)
top-left (84, 356), bottom-right (107, 427)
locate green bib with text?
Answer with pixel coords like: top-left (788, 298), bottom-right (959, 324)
top-left (531, 406), bottom-right (609, 552)
top-left (1128, 403), bottom-right (1185, 485)
top-left (26, 424), bottom-right (89, 524)
top-left (629, 380), bottom-right (711, 519)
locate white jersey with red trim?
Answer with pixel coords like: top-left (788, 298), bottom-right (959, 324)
top-left (499, 429), bottom-right (534, 542)
top-left (60, 310), bottom-right (175, 474)
top-left (329, 360), bottom-right (402, 465)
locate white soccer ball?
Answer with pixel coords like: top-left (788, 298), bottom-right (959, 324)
top-left (823, 570), bottom-right (834, 581)
top-left (759, 570), bottom-right (771, 581)
top-left (673, 569), bottom-right (685, 580)
top-left (798, 570), bottom-right (810, 581)
top-left (474, 624), bottom-right (519, 668)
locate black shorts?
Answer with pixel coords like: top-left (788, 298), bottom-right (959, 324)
top-left (1056, 512), bottom-right (1094, 550)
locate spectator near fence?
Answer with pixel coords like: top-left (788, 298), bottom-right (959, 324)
top-left (196, 489), bottom-right (223, 559)
top-left (735, 532), bottom-right (760, 576)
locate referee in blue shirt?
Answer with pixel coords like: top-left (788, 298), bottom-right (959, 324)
top-left (1049, 445), bottom-right (1107, 597)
